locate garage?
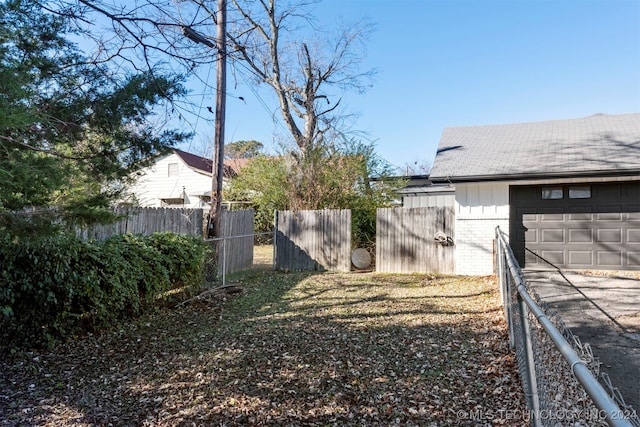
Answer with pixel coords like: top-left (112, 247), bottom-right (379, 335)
top-left (510, 181), bottom-right (640, 270)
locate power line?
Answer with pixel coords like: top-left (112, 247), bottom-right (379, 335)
top-left (185, 62), bottom-right (213, 154)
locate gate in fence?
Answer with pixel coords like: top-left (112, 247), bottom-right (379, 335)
top-left (495, 226), bottom-right (638, 427)
top-left (217, 209), bottom-right (254, 276)
top-left (273, 207), bottom-right (455, 273)
top-left (274, 209), bottom-right (351, 272)
top-left (376, 207), bottom-right (455, 274)
top-left (205, 209), bottom-right (255, 281)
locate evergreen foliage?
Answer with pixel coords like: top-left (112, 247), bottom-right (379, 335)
top-left (0, 232), bottom-right (209, 349)
top-left (0, 0), bottom-right (190, 236)
top-left (224, 140), bottom-right (264, 159)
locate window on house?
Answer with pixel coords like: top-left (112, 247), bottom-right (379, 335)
top-left (542, 187), bottom-right (563, 200)
top-left (569, 185), bottom-right (591, 199)
top-left (168, 163), bottom-right (178, 177)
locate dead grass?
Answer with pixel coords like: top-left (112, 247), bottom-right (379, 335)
top-left (0, 270), bottom-right (527, 426)
top-left (253, 244), bottom-right (274, 269)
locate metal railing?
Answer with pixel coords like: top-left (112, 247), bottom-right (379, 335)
top-left (205, 231), bottom-right (273, 286)
top-left (495, 226), bottom-right (638, 427)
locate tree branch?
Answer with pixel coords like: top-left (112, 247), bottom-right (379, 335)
top-left (0, 135), bottom-right (91, 160)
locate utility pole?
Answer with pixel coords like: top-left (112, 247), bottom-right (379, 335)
top-left (209, 0), bottom-right (227, 239)
top-left (180, 0), bottom-right (226, 239)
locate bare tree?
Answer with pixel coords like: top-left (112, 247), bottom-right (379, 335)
top-left (226, 0), bottom-right (374, 157)
top-left (402, 159), bottom-right (432, 176)
top-left (47, 0), bottom-right (374, 158)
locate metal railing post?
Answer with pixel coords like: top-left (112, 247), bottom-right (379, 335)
top-left (495, 228), bottom-right (515, 348)
top-left (497, 237), bottom-right (507, 315)
top-left (517, 294), bottom-right (542, 426)
top-left (273, 210), bottom-right (278, 271)
top-left (221, 236), bottom-right (226, 287)
top-left (505, 259), bottom-right (515, 349)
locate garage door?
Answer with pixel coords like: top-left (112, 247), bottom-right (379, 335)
top-left (510, 182), bottom-right (640, 270)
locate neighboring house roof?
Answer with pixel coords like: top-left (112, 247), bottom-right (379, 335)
top-left (392, 175), bottom-right (453, 195)
top-left (173, 149), bottom-right (249, 178)
top-left (397, 183), bottom-right (454, 196)
top-left (223, 158), bottom-right (251, 177)
top-left (174, 149), bottom-right (213, 175)
top-left (429, 113), bottom-right (640, 183)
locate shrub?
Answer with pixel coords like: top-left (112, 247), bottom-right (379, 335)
top-left (0, 232), bottom-right (209, 350)
top-left (0, 234), bottom-right (101, 348)
top-left (99, 234), bottom-right (170, 315)
top-left (145, 232), bottom-right (208, 290)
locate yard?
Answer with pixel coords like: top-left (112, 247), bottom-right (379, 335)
top-left (1, 263), bottom-right (527, 426)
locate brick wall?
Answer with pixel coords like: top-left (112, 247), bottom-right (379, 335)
top-left (455, 217), bottom-right (509, 276)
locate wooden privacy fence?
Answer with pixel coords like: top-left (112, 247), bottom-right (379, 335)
top-left (376, 207), bottom-right (455, 274)
top-left (214, 209), bottom-right (254, 276)
top-left (274, 209), bottom-right (351, 272)
top-left (76, 207), bottom-right (204, 240)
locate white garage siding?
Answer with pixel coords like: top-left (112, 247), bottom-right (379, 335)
top-left (454, 182), bottom-right (510, 276)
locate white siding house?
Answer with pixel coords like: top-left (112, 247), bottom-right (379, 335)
top-left (125, 149), bottom-right (255, 210)
top-left (127, 150), bottom-right (212, 209)
top-left (398, 176), bottom-right (455, 208)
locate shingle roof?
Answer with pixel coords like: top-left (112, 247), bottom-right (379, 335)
top-left (223, 158), bottom-right (251, 177)
top-left (174, 149), bottom-right (213, 174)
top-left (429, 113), bottom-right (640, 182)
top-left (173, 149), bottom-right (249, 178)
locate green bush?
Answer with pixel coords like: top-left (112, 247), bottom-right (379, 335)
top-left (0, 232), bottom-right (209, 349)
top-left (100, 234), bottom-right (170, 314)
top-left (145, 232), bottom-right (208, 289)
top-left (0, 234), bottom-right (100, 348)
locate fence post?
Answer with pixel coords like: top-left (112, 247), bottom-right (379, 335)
top-left (505, 259), bottom-right (515, 349)
top-left (273, 210), bottom-right (278, 270)
top-left (517, 293), bottom-right (542, 426)
top-left (495, 231), bottom-right (515, 349)
top-left (496, 238), bottom-right (507, 319)
top-left (221, 237), bottom-right (226, 287)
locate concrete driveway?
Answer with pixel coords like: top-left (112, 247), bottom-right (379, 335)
top-left (525, 268), bottom-right (640, 414)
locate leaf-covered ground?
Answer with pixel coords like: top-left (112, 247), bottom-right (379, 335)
top-left (1, 269), bottom-right (527, 426)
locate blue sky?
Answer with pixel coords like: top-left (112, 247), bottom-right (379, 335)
top-left (180, 0), bottom-right (640, 172)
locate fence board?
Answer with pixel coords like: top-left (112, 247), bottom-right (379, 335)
top-left (77, 207), bottom-right (204, 240)
top-left (274, 209), bottom-right (351, 272)
top-left (217, 209), bottom-right (254, 275)
top-left (376, 207), bottom-right (455, 274)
